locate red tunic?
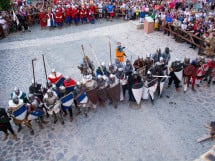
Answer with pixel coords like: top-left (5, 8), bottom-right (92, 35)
top-left (55, 8), bottom-right (63, 23)
top-left (80, 8), bottom-right (87, 19)
top-left (63, 79), bottom-right (76, 87)
top-left (39, 12), bottom-right (47, 27)
top-left (48, 72), bottom-right (63, 84)
top-left (71, 8), bottom-right (79, 19)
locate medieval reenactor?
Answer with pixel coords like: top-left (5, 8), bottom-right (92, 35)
top-left (10, 87), bottom-right (28, 103)
top-left (124, 59), bottom-right (133, 76)
top-left (82, 74), bottom-right (98, 112)
top-left (168, 59), bottom-right (183, 92)
top-left (161, 47), bottom-right (171, 64)
top-left (58, 86), bottom-right (74, 122)
top-left (43, 89), bottom-right (64, 124)
top-left (8, 95), bottom-right (34, 135)
top-left (27, 94), bottom-right (48, 129)
top-left (0, 108), bottom-right (17, 141)
top-left (48, 68), bottom-right (64, 86)
top-left (29, 80), bottom-right (43, 100)
top-left (107, 74), bottom-right (120, 108)
top-left (97, 75), bottom-right (109, 106)
top-left (116, 68), bottom-right (128, 101)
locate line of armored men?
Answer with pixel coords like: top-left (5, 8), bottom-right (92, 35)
top-left (6, 54), bottom-right (169, 136)
top-left (7, 51), bottom-right (215, 136)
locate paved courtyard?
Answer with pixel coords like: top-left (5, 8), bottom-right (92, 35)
top-left (0, 19), bottom-right (215, 161)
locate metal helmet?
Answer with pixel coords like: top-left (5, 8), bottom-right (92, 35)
top-left (59, 86), bottom-right (66, 93)
top-left (14, 87), bottom-right (19, 93)
top-left (28, 93), bottom-right (34, 101)
top-left (47, 89), bottom-right (53, 97)
top-left (12, 95), bottom-right (19, 104)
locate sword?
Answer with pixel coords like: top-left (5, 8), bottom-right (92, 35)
top-left (152, 75), bottom-right (170, 78)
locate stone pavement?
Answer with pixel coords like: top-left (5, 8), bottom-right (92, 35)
top-left (0, 19), bottom-right (215, 161)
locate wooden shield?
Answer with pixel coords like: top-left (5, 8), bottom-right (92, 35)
top-left (86, 88), bottom-right (98, 105)
top-left (107, 83), bottom-right (121, 103)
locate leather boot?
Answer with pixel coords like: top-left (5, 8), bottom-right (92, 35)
top-left (41, 118), bottom-right (49, 124)
top-left (13, 134), bottom-right (17, 141)
top-left (3, 133), bottom-right (9, 141)
top-left (38, 123), bottom-right (44, 129)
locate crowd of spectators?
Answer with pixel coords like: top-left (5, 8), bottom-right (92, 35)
top-left (0, 0), bottom-right (215, 53)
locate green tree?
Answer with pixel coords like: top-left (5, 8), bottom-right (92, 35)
top-left (0, 0), bottom-right (11, 11)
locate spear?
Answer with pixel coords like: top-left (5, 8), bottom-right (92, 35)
top-left (42, 54), bottom-right (48, 86)
top-left (89, 44), bottom-right (104, 74)
top-left (81, 44), bottom-right (92, 74)
top-left (32, 58), bottom-right (37, 87)
top-left (109, 39), bottom-right (112, 65)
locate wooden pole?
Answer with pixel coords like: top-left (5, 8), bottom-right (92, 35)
top-left (32, 58), bottom-right (37, 87)
top-left (42, 54), bottom-right (48, 86)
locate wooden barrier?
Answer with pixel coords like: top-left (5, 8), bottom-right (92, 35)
top-left (162, 22), bottom-right (215, 57)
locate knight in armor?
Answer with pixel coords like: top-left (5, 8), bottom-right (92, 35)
top-left (0, 108), bottom-right (17, 141)
top-left (97, 75), bottom-right (109, 106)
top-left (127, 71), bottom-right (142, 102)
top-left (48, 68), bottom-right (64, 85)
top-left (58, 86), bottom-right (74, 122)
top-left (115, 42), bottom-right (127, 63)
top-left (108, 63), bottom-right (118, 75)
top-left (63, 76), bottom-right (76, 92)
top-left (82, 74), bottom-right (98, 112)
top-left (107, 74), bottom-right (120, 108)
top-left (78, 56), bottom-right (95, 76)
top-left (43, 89), bottom-right (64, 124)
top-left (10, 87), bottom-right (28, 103)
top-left (29, 80), bottom-right (43, 100)
top-left (124, 59), bottom-right (133, 76)
top-left (168, 60), bottom-right (183, 92)
top-left (151, 61), bottom-right (165, 96)
top-left (101, 62), bottom-right (110, 76)
top-left (143, 71), bottom-right (158, 104)
top-left (8, 96), bottom-right (34, 134)
top-left (161, 47), bottom-right (171, 64)
top-left (27, 94), bottom-right (48, 129)
top-left (116, 68), bottom-right (128, 100)
top-left (145, 56), bottom-right (153, 75)
top-left (151, 48), bottom-right (162, 64)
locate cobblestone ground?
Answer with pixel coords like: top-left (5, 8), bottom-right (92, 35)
top-left (0, 19), bottom-right (215, 161)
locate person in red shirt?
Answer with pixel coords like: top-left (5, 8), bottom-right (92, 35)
top-left (80, 5), bottom-right (88, 24)
top-left (63, 76), bottom-right (76, 92)
top-left (39, 9), bottom-right (47, 30)
top-left (64, 4), bottom-right (72, 25)
top-left (48, 69), bottom-right (63, 84)
top-left (55, 4), bottom-right (64, 28)
top-left (88, 3), bottom-right (96, 24)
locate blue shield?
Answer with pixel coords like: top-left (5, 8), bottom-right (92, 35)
top-left (13, 104), bottom-right (27, 120)
top-left (56, 77), bottom-right (65, 88)
top-left (28, 109), bottom-right (43, 120)
top-left (61, 93), bottom-right (74, 111)
top-left (76, 92), bottom-right (88, 104)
